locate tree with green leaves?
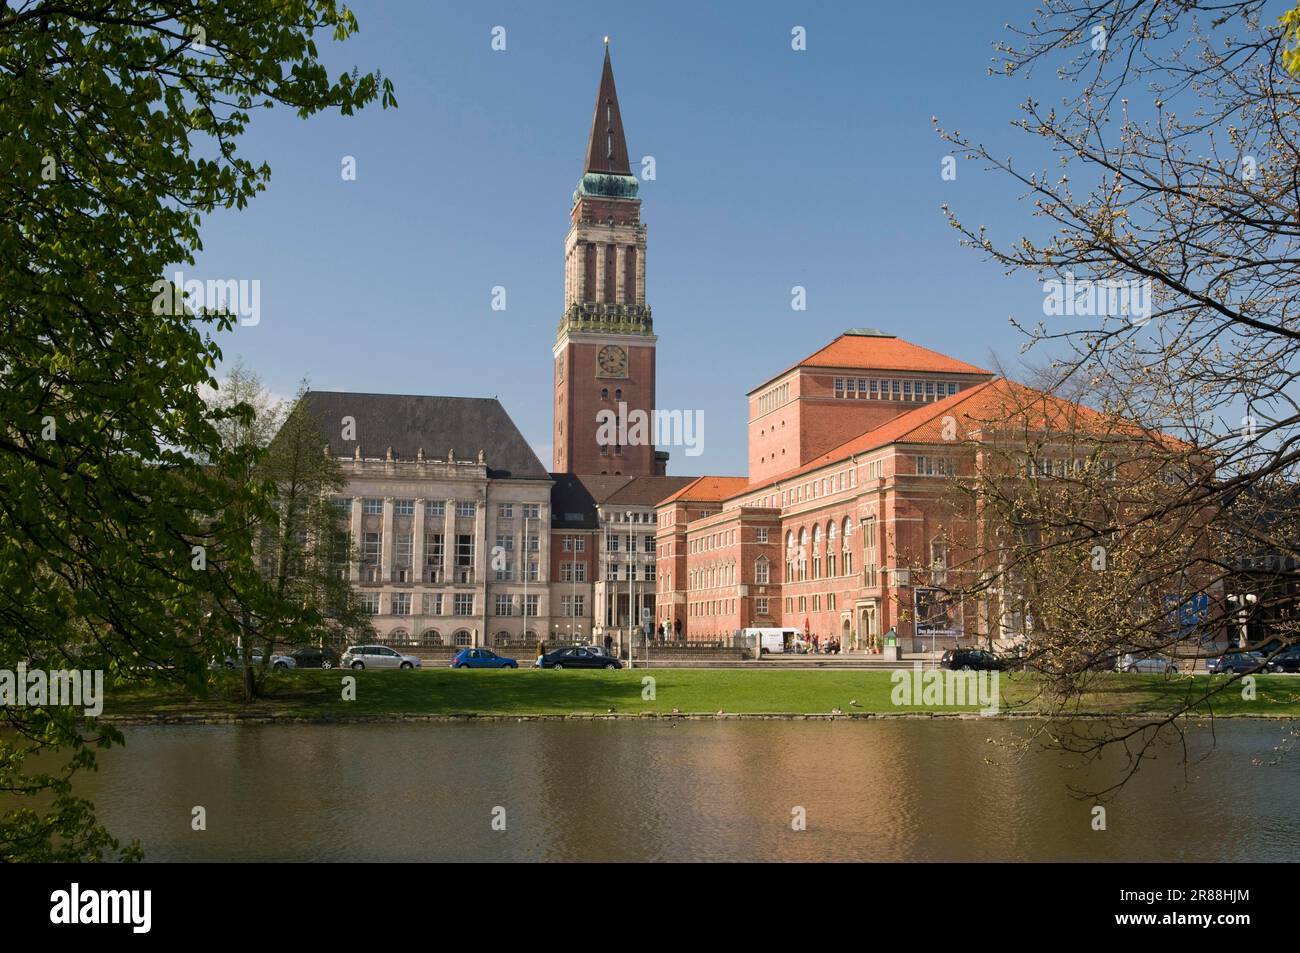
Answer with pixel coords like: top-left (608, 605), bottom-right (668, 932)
top-left (0, 1), bottom-right (393, 861)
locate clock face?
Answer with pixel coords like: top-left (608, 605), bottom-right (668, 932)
top-left (597, 345), bottom-right (628, 378)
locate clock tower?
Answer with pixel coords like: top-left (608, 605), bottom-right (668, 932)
top-left (553, 42), bottom-right (664, 477)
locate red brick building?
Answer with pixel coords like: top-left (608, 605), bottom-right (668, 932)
top-left (654, 338), bottom-right (1130, 651)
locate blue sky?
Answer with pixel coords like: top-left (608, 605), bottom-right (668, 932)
top-left (194, 0), bottom-right (1060, 475)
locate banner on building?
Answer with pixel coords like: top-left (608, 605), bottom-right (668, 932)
top-left (914, 587), bottom-right (963, 636)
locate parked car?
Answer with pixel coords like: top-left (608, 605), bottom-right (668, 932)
top-left (217, 651), bottom-right (295, 670)
top-left (1207, 650), bottom-right (1268, 675)
top-left (939, 649), bottom-right (1002, 671)
top-left (539, 646), bottom-right (622, 669)
top-left (288, 646), bottom-right (341, 669)
top-left (451, 648), bottom-right (518, 669)
top-left (1117, 653), bottom-right (1178, 674)
top-left (340, 645), bottom-right (421, 670)
top-left (1266, 645), bottom-right (1300, 673)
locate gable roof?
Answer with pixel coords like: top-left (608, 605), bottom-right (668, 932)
top-left (295, 391), bottom-right (549, 481)
top-left (554, 474), bottom-right (697, 518)
top-left (748, 330), bottom-right (993, 396)
top-left (660, 475), bottom-right (750, 506)
top-left (731, 378), bottom-right (1185, 501)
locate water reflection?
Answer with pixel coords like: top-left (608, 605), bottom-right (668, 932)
top-left (71, 720), bottom-right (1300, 862)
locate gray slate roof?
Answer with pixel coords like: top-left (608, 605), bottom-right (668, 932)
top-left (297, 391), bottom-right (550, 481)
top-left (548, 474), bottom-right (697, 528)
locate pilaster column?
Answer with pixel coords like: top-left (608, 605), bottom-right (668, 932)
top-left (635, 241), bottom-right (646, 306)
top-left (444, 497), bottom-right (456, 582)
top-left (349, 497), bottom-right (363, 582)
top-left (615, 244), bottom-right (626, 304)
top-left (381, 496), bottom-right (395, 583)
top-left (413, 498), bottom-right (426, 586)
top-left (594, 241), bottom-right (606, 303)
top-left (473, 494), bottom-right (486, 584)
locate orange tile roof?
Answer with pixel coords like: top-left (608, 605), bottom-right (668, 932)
top-left (730, 378), bottom-right (1187, 501)
top-left (748, 331), bottom-right (992, 395)
top-left (660, 475), bottom-right (750, 505)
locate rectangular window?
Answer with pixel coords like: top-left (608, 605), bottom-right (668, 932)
top-left (498, 503), bottom-right (513, 519)
top-left (755, 560), bottom-right (770, 585)
top-left (495, 594), bottom-right (513, 617)
top-left (916, 456), bottom-right (954, 477)
top-left (393, 499), bottom-right (414, 517)
top-left (903, 381), bottom-right (913, 401)
top-left (456, 501), bottom-right (476, 518)
top-left (864, 516), bottom-right (878, 588)
top-left (834, 377), bottom-right (844, 397)
top-left (362, 498), bottom-right (383, 515)
top-left (757, 597), bottom-right (769, 615)
top-left (454, 594), bottom-right (474, 616)
top-left (422, 593), bottom-right (442, 616)
top-left (757, 527), bottom-right (768, 543)
top-left (495, 560), bottom-right (512, 582)
top-left (394, 533), bottom-right (413, 568)
top-left (562, 536), bottom-right (572, 552)
top-left (495, 534), bottom-right (514, 552)
top-left (523, 504), bottom-right (540, 520)
top-left (360, 593), bottom-right (380, 615)
top-left (575, 537), bottom-right (585, 552)
top-left (361, 532), bottom-right (381, 565)
top-left (869, 379), bottom-right (879, 399)
top-left (427, 501), bottom-right (445, 518)
top-left (392, 593), bottom-right (411, 615)
top-left (524, 561), bottom-right (539, 582)
top-left (891, 380), bottom-right (901, 400)
top-left (524, 595), bottom-right (539, 617)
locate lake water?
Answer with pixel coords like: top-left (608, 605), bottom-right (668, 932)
top-left (72, 720), bottom-right (1300, 862)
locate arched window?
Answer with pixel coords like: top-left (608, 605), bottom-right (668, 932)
top-left (601, 388), bottom-right (609, 400)
top-left (420, 629), bottom-right (442, 647)
top-left (615, 388), bottom-right (622, 400)
top-left (811, 525), bottom-right (823, 578)
top-left (827, 521), bottom-right (838, 577)
top-left (844, 518), bottom-right (855, 575)
top-left (494, 630), bottom-right (512, 646)
top-left (389, 628), bottom-right (410, 645)
top-left (755, 556), bottom-right (770, 585)
top-left (453, 629), bottom-right (472, 647)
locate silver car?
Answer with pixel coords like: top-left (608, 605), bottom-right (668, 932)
top-left (340, 645), bottom-right (421, 670)
top-left (1117, 652), bottom-right (1178, 674)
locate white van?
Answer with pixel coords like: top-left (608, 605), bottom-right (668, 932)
top-left (741, 627), bottom-right (800, 655)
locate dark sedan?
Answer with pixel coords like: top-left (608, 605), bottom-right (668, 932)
top-left (539, 647), bottom-right (622, 670)
top-left (940, 648), bottom-right (1001, 671)
top-left (288, 645), bottom-right (341, 669)
top-left (1207, 651), bottom-right (1268, 675)
top-left (1266, 646), bottom-right (1300, 673)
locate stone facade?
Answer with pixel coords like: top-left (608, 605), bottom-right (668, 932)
top-left (337, 456), bottom-right (553, 649)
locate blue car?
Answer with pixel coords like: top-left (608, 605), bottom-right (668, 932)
top-left (451, 648), bottom-right (518, 669)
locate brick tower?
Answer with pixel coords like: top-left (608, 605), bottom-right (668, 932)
top-left (553, 41), bottom-right (664, 477)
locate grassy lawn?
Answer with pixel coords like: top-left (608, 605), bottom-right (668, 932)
top-left (102, 668), bottom-right (1300, 720)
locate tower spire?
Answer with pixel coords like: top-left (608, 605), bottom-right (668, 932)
top-left (583, 43), bottom-right (631, 175)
